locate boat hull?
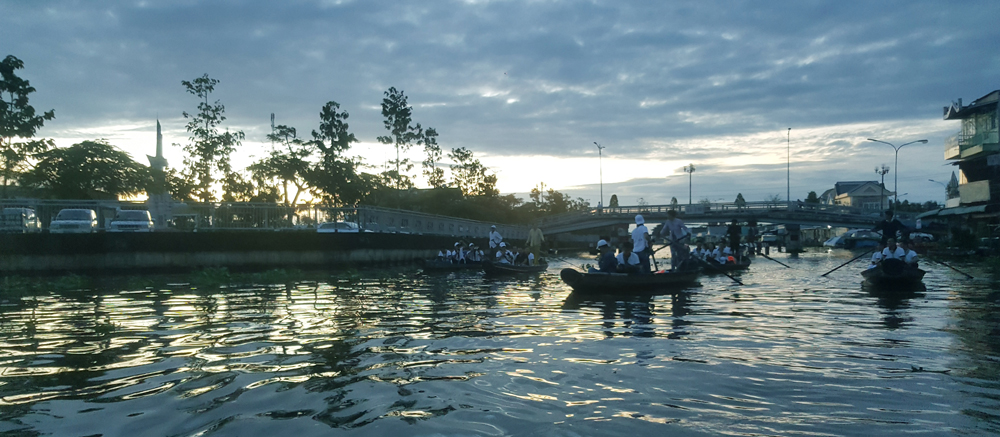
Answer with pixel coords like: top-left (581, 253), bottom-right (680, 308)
top-left (560, 268), bottom-right (699, 293)
top-left (483, 261), bottom-right (548, 275)
top-left (861, 259), bottom-right (925, 290)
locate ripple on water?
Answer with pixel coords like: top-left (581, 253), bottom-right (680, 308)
top-left (0, 253), bottom-right (999, 435)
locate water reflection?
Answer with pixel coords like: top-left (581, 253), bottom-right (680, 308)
top-left (0, 254), bottom-right (998, 435)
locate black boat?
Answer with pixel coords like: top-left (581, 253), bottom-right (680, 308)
top-left (483, 260), bottom-right (548, 275)
top-left (559, 268), bottom-right (699, 293)
top-left (422, 259), bottom-right (483, 271)
top-left (861, 258), bottom-right (925, 289)
top-left (701, 258), bottom-right (751, 273)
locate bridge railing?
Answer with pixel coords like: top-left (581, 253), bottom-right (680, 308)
top-left (0, 199), bottom-right (527, 240)
top-left (539, 201), bottom-right (878, 230)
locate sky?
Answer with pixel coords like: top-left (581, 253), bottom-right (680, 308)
top-left (3, 0), bottom-right (998, 206)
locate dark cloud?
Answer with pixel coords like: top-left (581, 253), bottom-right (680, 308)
top-left (2, 0), bottom-right (994, 203)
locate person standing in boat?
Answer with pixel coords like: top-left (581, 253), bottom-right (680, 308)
top-left (725, 219), bottom-right (742, 263)
top-left (658, 210), bottom-right (691, 270)
top-left (525, 223), bottom-right (545, 266)
top-left (616, 241), bottom-right (642, 274)
top-left (489, 225), bottom-right (503, 250)
top-left (872, 210), bottom-right (908, 245)
top-left (632, 215), bottom-right (653, 273)
top-left (881, 238), bottom-right (905, 260)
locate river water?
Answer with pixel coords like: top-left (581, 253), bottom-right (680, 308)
top-left (1, 250), bottom-right (998, 436)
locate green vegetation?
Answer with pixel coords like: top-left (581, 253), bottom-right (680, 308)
top-left (1, 55), bottom-right (54, 198)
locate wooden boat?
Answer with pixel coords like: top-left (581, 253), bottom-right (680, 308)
top-left (422, 259), bottom-right (483, 271)
top-left (700, 258), bottom-right (751, 273)
top-left (559, 268), bottom-right (699, 293)
top-left (483, 260), bottom-right (548, 275)
top-left (861, 258), bottom-right (925, 289)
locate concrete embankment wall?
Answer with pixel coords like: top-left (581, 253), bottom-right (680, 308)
top-left (0, 232), bottom-right (487, 274)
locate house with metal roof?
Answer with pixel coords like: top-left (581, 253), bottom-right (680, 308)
top-left (819, 181), bottom-right (893, 210)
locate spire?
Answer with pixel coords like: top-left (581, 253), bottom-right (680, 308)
top-left (156, 119), bottom-right (162, 158)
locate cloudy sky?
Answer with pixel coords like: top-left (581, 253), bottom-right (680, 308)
top-left (4, 0), bottom-right (998, 206)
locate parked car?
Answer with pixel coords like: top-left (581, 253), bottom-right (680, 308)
top-left (1, 207), bottom-right (41, 233)
top-left (49, 208), bottom-right (98, 233)
top-left (317, 221), bottom-right (367, 233)
top-left (108, 210), bottom-right (154, 232)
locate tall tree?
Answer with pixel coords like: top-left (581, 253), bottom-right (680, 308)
top-left (0, 55), bottom-right (54, 198)
top-left (180, 74), bottom-right (244, 202)
top-left (19, 140), bottom-right (149, 199)
top-left (376, 87), bottom-right (420, 189)
top-left (420, 127), bottom-right (446, 188)
top-left (804, 191), bottom-right (819, 203)
top-left (448, 147), bottom-right (497, 197)
top-left (307, 101), bottom-right (368, 206)
top-left (256, 124), bottom-right (311, 205)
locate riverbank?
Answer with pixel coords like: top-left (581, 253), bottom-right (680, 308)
top-left (0, 232), bottom-right (486, 274)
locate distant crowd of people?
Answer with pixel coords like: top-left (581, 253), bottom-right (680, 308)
top-left (435, 223), bottom-right (546, 266)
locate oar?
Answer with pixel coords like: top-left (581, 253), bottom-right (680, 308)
top-left (696, 258), bottom-right (744, 285)
top-left (758, 252), bottom-right (791, 268)
top-left (821, 249), bottom-right (875, 277)
top-left (927, 258), bottom-right (975, 279)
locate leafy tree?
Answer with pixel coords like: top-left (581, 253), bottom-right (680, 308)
top-left (19, 140), bottom-right (149, 199)
top-left (307, 101), bottom-right (369, 206)
top-left (670, 196), bottom-right (678, 208)
top-left (448, 147), bottom-right (497, 197)
top-left (0, 55), bottom-right (54, 198)
top-left (609, 194), bottom-right (619, 208)
top-left (179, 74), bottom-right (244, 202)
top-left (420, 127), bottom-right (446, 188)
top-left (165, 168), bottom-right (197, 201)
top-left (255, 124), bottom-right (311, 205)
top-left (221, 171), bottom-right (281, 203)
top-left (805, 191), bottom-right (819, 203)
top-left (376, 87), bottom-right (420, 189)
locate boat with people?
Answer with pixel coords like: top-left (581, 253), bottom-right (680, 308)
top-left (861, 258), bottom-right (925, 290)
top-left (700, 258), bottom-right (751, 273)
top-left (559, 268), bottom-right (699, 293)
top-left (483, 260), bottom-right (548, 276)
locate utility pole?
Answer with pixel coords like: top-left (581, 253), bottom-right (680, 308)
top-left (867, 138), bottom-right (929, 212)
top-left (594, 142), bottom-right (605, 208)
top-left (875, 164), bottom-right (889, 210)
top-left (683, 164), bottom-right (696, 205)
top-left (787, 128), bottom-right (791, 209)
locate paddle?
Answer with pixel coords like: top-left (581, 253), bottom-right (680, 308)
top-left (696, 258), bottom-right (744, 285)
top-left (821, 248), bottom-right (875, 277)
top-left (926, 258), bottom-right (975, 279)
top-left (758, 252), bottom-right (791, 268)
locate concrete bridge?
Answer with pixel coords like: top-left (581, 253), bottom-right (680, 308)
top-left (538, 201), bottom-right (882, 235)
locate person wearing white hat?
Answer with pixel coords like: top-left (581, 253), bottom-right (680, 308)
top-left (631, 214), bottom-right (652, 273)
top-left (489, 225), bottom-right (503, 250)
top-left (592, 239), bottom-right (616, 273)
top-left (495, 241), bottom-right (514, 264)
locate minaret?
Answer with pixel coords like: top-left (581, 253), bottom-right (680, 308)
top-left (147, 120), bottom-right (167, 171)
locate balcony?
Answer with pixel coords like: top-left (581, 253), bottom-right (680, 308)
top-left (945, 133), bottom-right (961, 160)
top-left (959, 180), bottom-right (993, 204)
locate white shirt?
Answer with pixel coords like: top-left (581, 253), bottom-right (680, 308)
top-left (489, 230), bottom-right (503, 248)
top-left (711, 248), bottom-right (721, 259)
top-left (661, 218), bottom-right (690, 242)
top-left (723, 247), bottom-right (732, 255)
top-left (882, 246), bottom-right (906, 260)
top-left (616, 252), bottom-right (640, 266)
top-left (632, 224), bottom-right (649, 252)
top-left (904, 249), bottom-right (918, 264)
top-left (870, 251), bottom-right (883, 263)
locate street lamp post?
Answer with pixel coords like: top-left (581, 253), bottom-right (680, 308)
top-left (787, 128), bottom-right (791, 209)
top-left (875, 164), bottom-right (889, 210)
top-left (867, 138), bottom-right (928, 212)
top-left (682, 164), bottom-right (695, 205)
top-left (594, 142), bottom-right (605, 208)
